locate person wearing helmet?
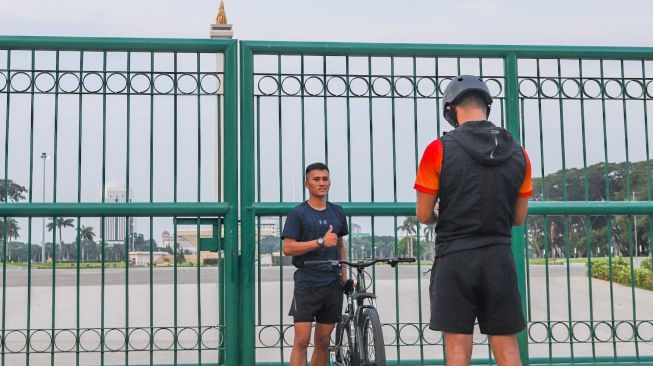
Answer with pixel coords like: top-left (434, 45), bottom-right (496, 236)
top-left (414, 75), bottom-right (532, 365)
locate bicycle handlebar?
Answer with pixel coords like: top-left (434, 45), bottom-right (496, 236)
top-left (303, 257), bottom-right (416, 269)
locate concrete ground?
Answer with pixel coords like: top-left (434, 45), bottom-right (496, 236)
top-left (0, 263), bottom-right (651, 365)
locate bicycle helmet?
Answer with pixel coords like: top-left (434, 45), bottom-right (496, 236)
top-left (442, 75), bottom-right (493, 128)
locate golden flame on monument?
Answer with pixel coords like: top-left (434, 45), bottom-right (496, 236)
top-left (216, 0), bottom-right (228, 25)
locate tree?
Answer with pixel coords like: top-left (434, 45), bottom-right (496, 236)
top-left (79, 226), bottom-right (96, 261)
top-left (0, 179), bottom-right (27, 258)
top-left (0, 179), bottom-right (27, 203)
top-left (46, 217), bottom-right (75, 261)
top-left (397, 216), bottom-right (418, 258)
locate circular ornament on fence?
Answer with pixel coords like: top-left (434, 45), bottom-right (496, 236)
top-left (79, 329), bottom-right (102, 352)
top-left (519, 79), bottom-right (538, 98)
top-left (81, 72), bottom-right (103, 93)
top-left (416, 77), bottom-right (437, 97)
top-left (104, 328), bottom-right (126, 351)
top-left (604, 79), bottom-right (623, 99)
top-left (4, 330), bottom-right (28, 353)
top-left (561, 79), bottom-right (581, 98)
top-left (127, 327), bottom-right (151, 351)
top-left (394, 77), bottom-right (415, 97)
top-left (30, 329), bottom-right (53, 353)
top-left (615, 321), bottom-right (635, 342)
top-left (201, 326), bottom-right (222, 348)
top-left (326, 76), bottom-right (347, 96)
top-left (258, 325), bottom-right (282, 347)
top-left (304, 76), bottom-right (324, 96)
top-left (421, 325), bottom-right (442, 345)
top-left (177, 327), bottom-right (199, 350)
top-left (398, 323), bottom-right (420, 345)
top-left (485, 78), bottom-right (503, 98)
top-left (571, 321), bottom-right (592, 343)
top-left (528, 322), bottom-right (549, 343)
top-left (372, 77), bottom-right (392, 97)
top-left (381, 323), bottom-right (398, 345)
top-left (540, 78), bottom-right (560, 98)
top-left (153, 327), bottom-right (175, 350)
top-left (349, 76), bottom-right (370, 97)
top-left (177, 74), bottom-right (199, 95)
top-left (582, 79), bottom-right (603, 98)
top-left (35, 72), bottom-right (57, 92)
top-left (551, 321), bottom-right (570, 343)
top-left (200, 74), bottom-right (221, 94)
top-left (54, 329), bottom-right (77, 352)
top-left (130, 73), bottom-right (151, 94)
top-left (10, 72), bottom-right (33, 92)
top-left (593, 321), bottom-right (614, 342)
top-left (106, 73), bottom-right (128, 93)
top-left (258, 75), bottom-right (279, 96)
top-left (153, 74), bottom-right (175, 94)
top-left (281, 76), bottom-right (302, 96)
top-left (624, 80), bottom-right (644, 99)
top-left (636, 320), bottom-right (653, 342)
top-left (0, 72), bottom-right (7, 91)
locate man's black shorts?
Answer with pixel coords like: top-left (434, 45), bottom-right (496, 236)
top-left (289, 280), bottom-right (343, 324)
top-left (429, 244), bottom-right (526, 335)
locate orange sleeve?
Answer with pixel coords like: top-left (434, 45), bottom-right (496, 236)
top-left (519, 148), bottom-right (533, 197)
top-left (414, 139), bottom-right (443, 196)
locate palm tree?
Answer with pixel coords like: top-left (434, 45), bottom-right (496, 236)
top-left (422, 224), bottom-right (436, 260)
top-left (0, 218), bottom-right (20, 240)
top-left (397, 216), bottom-right (418, 258)
top-left (80, 226), bottom-right (96, 262)
top-left (1, 218), bottom-right (20, 261)
top-left (46, 217), bottom-right (75, 261)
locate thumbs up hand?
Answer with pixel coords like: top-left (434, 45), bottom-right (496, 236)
top-left (323, 225), bottom-right (338, 247)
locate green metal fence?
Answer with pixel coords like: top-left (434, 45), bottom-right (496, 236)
top-left (0, 36), bottom-right (240, 365)
top-left (2, 36), bottom-right (653, 366)
top-left (239, 41), bottom-right (653, 366)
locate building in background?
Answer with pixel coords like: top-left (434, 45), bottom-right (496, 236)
top-left (104, 182), bottom-right (134, 246)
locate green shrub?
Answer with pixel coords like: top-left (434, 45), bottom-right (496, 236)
top-left (635, 268), bottom-right (653, 290)
top-left (587, 257), bottom-right (653, 291)
top-left (642, 257), bottom-right (652, 271)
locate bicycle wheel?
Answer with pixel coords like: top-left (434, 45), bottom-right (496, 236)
top-left (360, 308), bottom-right (386, 366)
top-left (334, 318), bottom-right (357, 366)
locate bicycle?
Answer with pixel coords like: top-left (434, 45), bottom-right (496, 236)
top-left (303, 257), bottom-right (416, 366)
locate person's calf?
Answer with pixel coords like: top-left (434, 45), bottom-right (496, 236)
top-left (489, 334), bottom-right (522, 366)
top-left (444, 332), bottom-right (473, 366)
top-left (290, 322), bottom-right (313, 366)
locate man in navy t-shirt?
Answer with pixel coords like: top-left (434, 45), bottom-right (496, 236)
top-left (282, 162), bottom-right (349, 366)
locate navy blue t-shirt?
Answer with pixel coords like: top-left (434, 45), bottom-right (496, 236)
top-left (281, 201), bottom-right (349, 288)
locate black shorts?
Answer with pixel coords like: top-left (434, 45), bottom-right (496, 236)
top-left (289, 280), bottom-right (343, 324)
top-left (429, 244), bottom-right (526, 335)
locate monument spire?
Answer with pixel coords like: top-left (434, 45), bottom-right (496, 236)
top-left (216, 0), bottom-right (228, 25)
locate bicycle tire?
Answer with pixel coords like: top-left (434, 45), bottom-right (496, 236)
top-left (360, 308), bottom-right (386, 366)
top-left (334, 318), bottom-right (358, 366)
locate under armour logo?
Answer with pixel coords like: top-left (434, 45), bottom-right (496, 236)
top-left (319, 220), bottom-right (328, 225)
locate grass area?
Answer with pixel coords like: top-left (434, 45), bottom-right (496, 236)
top-left (527, 257), bottom-right (603, 265)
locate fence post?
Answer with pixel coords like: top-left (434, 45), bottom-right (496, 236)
top-left (504, 52), bottom-right (530, 365)
top-left (223, 40), bottom-right (241, 365)
top-left (239, 41), bottom-right (257, 366)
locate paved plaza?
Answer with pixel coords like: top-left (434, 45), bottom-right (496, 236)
top-left (0, 263), bottom-right (651, 364)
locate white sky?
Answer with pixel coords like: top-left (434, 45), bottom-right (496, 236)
top-left (2, 0), bottom-right (652, 46)
top-left (2, 0), bottom-right (653, 241)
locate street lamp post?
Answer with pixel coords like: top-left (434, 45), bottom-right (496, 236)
top-left (40, 152), bottom-right (49, 263)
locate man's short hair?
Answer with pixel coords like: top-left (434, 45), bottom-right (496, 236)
top-left (456, 91), bottom-right (489, 114)
top-left (305, 162), bottom-right (329, 177)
